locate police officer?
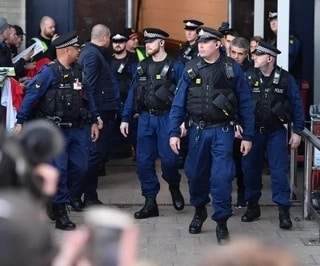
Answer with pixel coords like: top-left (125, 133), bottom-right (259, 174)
top-left (120, 28), bottom-right (185, 219)
top-left (169, 27), bottom-right (254, 243)
top-left (241, 42), bottom-right (304, 229)
top-left (14, 32), bottom-right (100, 230)
top-left (111, 32), bottom-right (138, 153)
top-left (267, 11), bottom-right (301, 77)
top-left (179, 19), bottom-right (203, 64)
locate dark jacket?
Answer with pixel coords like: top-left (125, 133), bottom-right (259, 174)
top-left (78, 42), bottom-right (119, 117)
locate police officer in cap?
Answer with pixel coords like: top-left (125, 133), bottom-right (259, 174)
top-left (169, 27), bottom-right (254, 243)
top-left (120, 28), bottom-right (185, 219)
top-left (111, 31), bottom-right (138, 155)
top-left (242, 42), bottom-right (304, 229)
top-left (15, 32), bottom-right (100, 230)
top-left (179, 19), bottom-right (203, 64)
top-left (267, 11), bottom-right (301, 77)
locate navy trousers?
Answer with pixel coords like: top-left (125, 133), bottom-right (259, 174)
top-left (136, 112), bottom-right (181, 197)
top-left (242, 127), bottom-right (291, 206)
top-left (52, 126), bottom-right (90, 203)
top-left (185, 125), bottom-right (235, 221)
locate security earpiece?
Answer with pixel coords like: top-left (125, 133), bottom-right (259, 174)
top-left (160, 40), bottom-right (164, 46)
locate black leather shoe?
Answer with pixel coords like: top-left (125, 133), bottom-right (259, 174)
top-left (279, 206), bottom-right (293, 230)
top-left (216, 219), bottom-right (230, 244)
top-left (69, 198), bottom-right (83, 212)
top-left (134, 197), bottom-right (159, 219)
top-left (169, 185), bottom-right (185, 211)
top-left (189, 206), bottom-right (207, 234)
top-left (83, 198), bottom-right (104, 208)
top-left (53, 203), bottom-right (76, 231)
top-left (241, 203), bottom-right (261, 222)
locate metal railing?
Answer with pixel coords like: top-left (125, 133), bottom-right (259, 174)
top-left (290, 127), bottom-right (320, 222)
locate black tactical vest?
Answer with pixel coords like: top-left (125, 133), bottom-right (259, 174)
top-left (37, 61), bottom-right (90, 127)
top-left (113, 55), bottom-right (131, 103)
top-left (186, 56), bottom-right (237, 123)
top-left (134, 56), bottom-right (176, 112)
top-left (180, 42), bottom-right (198, 63)
top-left (246, 66), bottom-right (291, 128)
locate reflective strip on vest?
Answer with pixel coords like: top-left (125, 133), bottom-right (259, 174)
top-left (136, 48), bottom-right (146, 62)
top-left (31, 37), bottom-right (49, 52)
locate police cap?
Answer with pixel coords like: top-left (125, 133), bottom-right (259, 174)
top-left (183, 19), bottom-right (204, 30)
top-left (197, 26), bottom-right (223, 42)
top-left (253, 41), bottom-right (281, 57)
top-left (268, 11), bottom-right (278, 21)
top-left (112, 32), bottom-right (128, 43)
top-left (51, 31), bottom-right (80, 49)
top-left (143, 28), bottom-right (169, 43)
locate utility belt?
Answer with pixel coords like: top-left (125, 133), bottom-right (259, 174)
top-left (255, 124), bottom-right (284, 134)
top-left (45, 115), bottom-right (90, 128)
top-left (188, 118), bottom-right (233, 130)
top-left (144, 108), bottom-right (169, 116)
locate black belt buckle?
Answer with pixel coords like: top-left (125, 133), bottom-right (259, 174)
top-left (148, 108), bottom-right (158, 115)
top-left (198, 120), bottom-right (206, 130)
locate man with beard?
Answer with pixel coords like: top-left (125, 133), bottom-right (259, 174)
top-left (111, 32), bottom-right (138, 154)
top-left (120, 28), bottom-right (185, 219)
top-left (31, 16), bottom-right (57, 62)
top-left (179, 19), bottom-right (203, 64)
top-left (79, 24), bottom-right (119, 208)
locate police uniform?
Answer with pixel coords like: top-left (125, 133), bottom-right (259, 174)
top-left (179, 19), bottom-right (203, 64)
top-left (122, 28), bottom-right (185, 219)
top-left (267, 12), bottom-right (301, 77)
top-left (111, 32), bottom-right (138, 155)
top-left (16, 32), bottom-right (94, 230)
top-left (241, 42), bottom-right (305, 229)
top-left (169, 27), bottom-right (254, 242)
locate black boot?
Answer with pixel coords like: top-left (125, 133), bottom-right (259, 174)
top-left (169, 185), bottom-right (185, 211)
top-left (189, 206), bottom-right (207, 234)
top-left (53, 203), bottom-right (76, 230)
top-left (134, 197), bottom-right (159, 219)
top-left (69, 197), bottom-right (83, 212)
top-left (83, 197), bottom-right (104, 208)
top-left (279, 206), bottom-right (292, 230)
top-left (216, 219), bottom-right (230, 244)
top-left (241, 202), bottom-right (261, 222)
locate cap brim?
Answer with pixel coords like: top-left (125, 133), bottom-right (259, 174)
top-left (184, 26), bottom-right (198, 30)
top-left (198, 37), bottom-right (219, 43)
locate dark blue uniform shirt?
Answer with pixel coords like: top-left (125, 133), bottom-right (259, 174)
top-left (169, 56), bottom-right (255, 141)
top-left (121, 57), bottom-right (185, 122)
top-left (16, 62), bottom-right (95, 124)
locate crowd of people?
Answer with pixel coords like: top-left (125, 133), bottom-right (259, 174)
top-left (0, 9), bottom-right (305, 266)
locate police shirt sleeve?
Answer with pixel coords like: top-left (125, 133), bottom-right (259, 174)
top-left (233, 64), bottom-right (255, 141)
top-left (16, 66), bottom-right (55, 124)
top-left (169, 70), bottom-right (190, 137)
top-left (287, 75), bottom-right (305, 133)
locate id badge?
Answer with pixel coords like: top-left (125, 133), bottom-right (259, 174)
top-left (73, 79), bottom-right (82, 90)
